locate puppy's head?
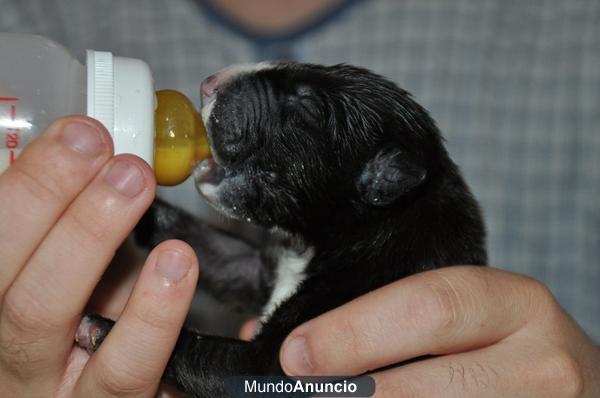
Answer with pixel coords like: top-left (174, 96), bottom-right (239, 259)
top-left (195, 62), bottom-right (442, 233)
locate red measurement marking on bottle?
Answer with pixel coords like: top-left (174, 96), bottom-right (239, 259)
top-left (5, 133), bottom-right (19, 149)
top-left (1, 98), bottom-right (20, 164)
top-left (5, 128), bottom-right (20, 164)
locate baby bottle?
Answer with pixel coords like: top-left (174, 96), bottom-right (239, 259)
top-left (0, 33), bottom-right (209, 185)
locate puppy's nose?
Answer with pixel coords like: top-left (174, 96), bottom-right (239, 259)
top-left (201, 74), bottom-right (218, 101)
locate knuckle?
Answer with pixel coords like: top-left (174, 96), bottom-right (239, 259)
top-left (65, 206), bottom-right (114, 244)
top-left (10, 161), bottom-right (63, 205)
top-left (0, 337), bottom-right (42, 382)
top-left (340, 314), bottom-right (378, 360)
top-left (411, 274), bottom-right (463, 334)
top-left (521, 276), bottom-right (562, 318)
top-left (541, 351), bottom-right (584, 397)
top-left (95, 364), bottom-right (151, 397)
top-left (310, 305), bottom-right (384, 372)
top-left (523, 275), bottom-right (553, 302)
top-left (302, 314), bottom-right (368, 372)
top-left (131, 297), bottom-right (175, 333)
top-left (0, 291), bottom-right (54, 380)
top-left (1, 286), bottom-right (61, 338)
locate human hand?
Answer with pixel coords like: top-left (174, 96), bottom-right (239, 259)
top-left (280, 266), bottom-right (600, 397)
top-left (0, 116), bottom-right (199, 397)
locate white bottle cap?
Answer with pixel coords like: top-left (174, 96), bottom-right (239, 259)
top-left (86, 50), bottom-right (155, 168)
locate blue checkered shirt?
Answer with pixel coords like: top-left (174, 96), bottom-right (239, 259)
top-left (1, 0), bottom-right (598, 342)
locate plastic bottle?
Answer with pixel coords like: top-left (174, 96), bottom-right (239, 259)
top-left (0, 33), bottom-right (210, 186)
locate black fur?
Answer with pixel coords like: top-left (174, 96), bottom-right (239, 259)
top-left (79, 62), bottom-right (487, 397)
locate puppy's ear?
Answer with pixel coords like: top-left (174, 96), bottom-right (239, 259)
top-left (356, 146), bottom-right (427, 206)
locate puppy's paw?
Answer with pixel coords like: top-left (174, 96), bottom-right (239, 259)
top-left (75, 313), bottom-right (114, 354)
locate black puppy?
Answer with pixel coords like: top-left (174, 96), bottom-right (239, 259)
top-left (76, 62), bottom-right (487, 397)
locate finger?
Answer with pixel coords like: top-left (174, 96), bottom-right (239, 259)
top-left (0, 155), bottom-right (155, 330)
top-left (371, 337), bottom-right (583, 398)
top-left (280, 266), bottom-right (547, 376)
top-left (239, 318), bottom-right (258, 341)
top-left (156, 384), bottom-right (187, 398)
top-left (75, 240), bottom-right (199, 398)
top-left (1, 154), bottom-right (154, 345)
top-left (0, 116), bottom-right (112, 295)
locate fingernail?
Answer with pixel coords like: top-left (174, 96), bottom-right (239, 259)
top-left (156, 251), bottom-right (191, 284)
top-left (105, 159), bottom-right (145, 197)
top-left (282, 336), bottom-right (313, 375)
top-left (62, 122), bottom-right (104, 157)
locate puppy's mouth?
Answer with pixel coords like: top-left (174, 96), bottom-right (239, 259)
top-left (193, 153), bottom-right (237, 219)
top-left (197, 74), bottom-right (224, 192)
top-left (194, 157), bottom-right (225, 186)
top-left (196, 85), bottom-right (228, 211)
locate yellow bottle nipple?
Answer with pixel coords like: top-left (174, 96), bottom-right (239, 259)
top-left (154, 90), bottom-right (211, 186)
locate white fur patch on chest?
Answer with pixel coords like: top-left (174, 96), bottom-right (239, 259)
top-left (259, 246), bottom-right (314, 325)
